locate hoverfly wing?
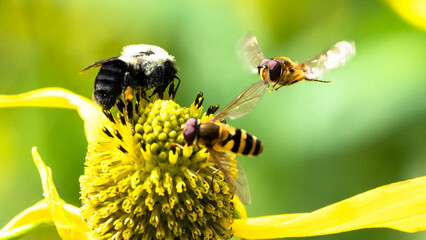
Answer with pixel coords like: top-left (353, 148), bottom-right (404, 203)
top-left (79, 57), bottom-right (120, 74)
top-left (235, 161), bottom-right (251, 205)
top-left (212, 80), bottom-right (267, 121)
top-left (237, 33), bottom-right (265, 74)
top-left (301, 41), bottom-right (356, 79)
top-left (209, 150), bottom-right (251, 205)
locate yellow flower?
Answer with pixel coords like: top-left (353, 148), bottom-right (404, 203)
top-left (0, 88), bottom-right (425, 240)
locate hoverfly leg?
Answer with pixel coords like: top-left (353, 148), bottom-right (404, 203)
top-left (210, 168), bottom-right (220, 193)
top-left (269, 82), bottom-right (279, 92)
top-left (274, 83), bottom-right (291, 91)
top-left (196, 152), bottom-right (211, 175)
top-left (169, 142), bottom-right (186, 149)
top-left (274, 85), bottom-right (284, 91)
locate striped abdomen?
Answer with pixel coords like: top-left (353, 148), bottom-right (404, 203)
top-left (219, 127), bottom-right (263, 156)
top-left (197, 122), bottom-right (263, 156)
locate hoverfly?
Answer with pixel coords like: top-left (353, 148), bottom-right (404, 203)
top-left (181, 93), bottom-right (264, 205)
top-left (234, 33), bottom-right (356, 114)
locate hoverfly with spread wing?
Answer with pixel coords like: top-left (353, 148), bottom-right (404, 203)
top-left (235, 33), bottom-right (356, 108)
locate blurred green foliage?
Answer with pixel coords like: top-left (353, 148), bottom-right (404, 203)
top-left (0, 0), bottom-right (425, 239)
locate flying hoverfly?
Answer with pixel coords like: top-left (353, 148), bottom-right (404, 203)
top-left (235, 33), bottom-right (356, 109)
top-left (181, 93), bottom-right (264, 205)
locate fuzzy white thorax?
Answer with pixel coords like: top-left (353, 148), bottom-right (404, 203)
top-left (119, 44), bottom-right (175, 75)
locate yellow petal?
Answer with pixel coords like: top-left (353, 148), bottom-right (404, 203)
top-left (232, 195), bottom-right (248, 219)
top-left (233, 176), bottom-right (426, 239)
top-left (0, 200), bottom-right (85, 239)
top-left (0, 200), bottom-right (53, 239)
top-left (0, 88), bottom-right (106, 142)
top-left (386, 0), bottom-right (426, 30)
top-left (32, 147), bottom-right (91, 240)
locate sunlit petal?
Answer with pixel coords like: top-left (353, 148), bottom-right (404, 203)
top-left (32, 147), bottom-right (91, 240)
top-left (0, 88), bottom-right (106, 142)
top-left (233, 176), bottom-right (426, 239)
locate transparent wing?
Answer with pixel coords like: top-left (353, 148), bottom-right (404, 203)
top-left (212, 80), bottom-right (268, 121)
top-left (302, 41), bottom-right (356, 79)
top-left (79, 57), bottom-right (120, 74)
top-left (237, 33), bottom-right (265, 74)
top-left (235, 161), bottom-right (251, 205)
top-left (209, 150), bottom-right (251, 205)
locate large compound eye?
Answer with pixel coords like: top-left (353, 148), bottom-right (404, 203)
top-left (258, 59), bottom-right (271, 75)
top-left (268, 60), bottom-right (282, 81)
top-left (183, 118), bottom-right (198, 145)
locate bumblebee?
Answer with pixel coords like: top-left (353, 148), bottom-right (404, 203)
top-left (234, 33), bottom-right (356, 108)
top-left (181, 93), bottom-right (264, 205)
top-left (80, 44), bottom-right (180, 120)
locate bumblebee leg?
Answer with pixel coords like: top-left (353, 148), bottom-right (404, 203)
top-left (169, 76), bottom-right (181, 99)
top-left (123, 72), bottom-right (136, 131)
top-left (134, 90), bottom-right (141, 114)
top-left (124, 86), bottom-right (134, 132)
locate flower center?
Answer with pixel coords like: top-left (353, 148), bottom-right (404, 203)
top-left (80, 97), bottom-right (235, 240)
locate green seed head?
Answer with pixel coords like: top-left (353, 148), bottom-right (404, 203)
top-left (80, 97), bottom-right (235, 240)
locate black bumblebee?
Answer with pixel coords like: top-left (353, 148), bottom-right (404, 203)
top-left (80, 44), bottom-right (180, 117)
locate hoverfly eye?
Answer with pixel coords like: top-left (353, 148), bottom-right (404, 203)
top-left (183, 118), bottom-right (198, 145)
top-left (268, 60), bottom-right (282, 81)
top-left (258, 59), bottom-right (271, 75)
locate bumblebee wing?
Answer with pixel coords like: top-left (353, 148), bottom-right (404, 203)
top-left (209, 150), bottom-right (251, 205)
top-left (212, 80), bottom-right (267, 121)
top-left (237, 33), bottom-right (265, 74)
top-left (79, 57), bottom-right (120, 74)
top-left (301, 41), bottom-right (356, 79)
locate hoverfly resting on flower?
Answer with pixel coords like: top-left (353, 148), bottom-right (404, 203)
top-left (80, 44), bottom-right (180, 122)
top-left (182, 91), bottom-right (264, 205)
top-left (235, 33), bottom-right (356, 103)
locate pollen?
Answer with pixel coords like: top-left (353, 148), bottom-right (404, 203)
top-left (80, 96), bottom-right (235, 240)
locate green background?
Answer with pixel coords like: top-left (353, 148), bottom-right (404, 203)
top-left (0, 0), bottom-right (425, 239)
